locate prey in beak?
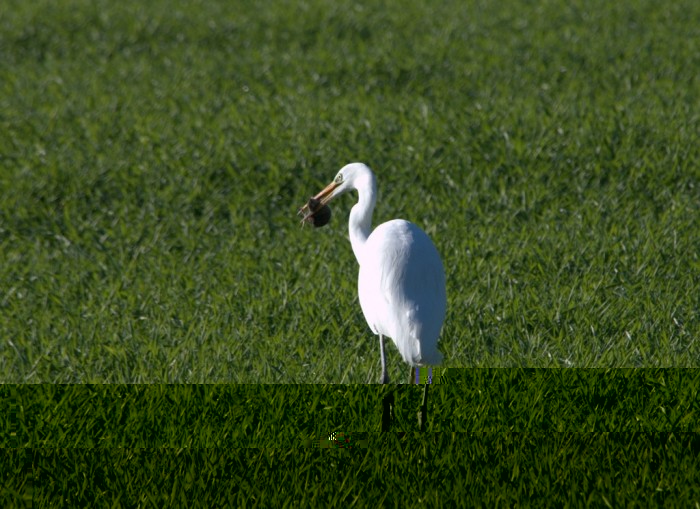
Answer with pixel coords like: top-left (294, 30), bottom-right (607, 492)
top-left (298, 180), bottom-right (339, 228)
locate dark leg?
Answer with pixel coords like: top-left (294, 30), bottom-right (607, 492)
top-left (381, 388), bottom-right (394, 431)
top-left (417, 383), bottom-right (429, 431)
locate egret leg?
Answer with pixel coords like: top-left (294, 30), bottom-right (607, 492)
top-left (418, 383), bottom-right (429, 431)
top-left (379, 335), bottom-right (390, 384)
top-left (381, 388), bottom-right (394, 431)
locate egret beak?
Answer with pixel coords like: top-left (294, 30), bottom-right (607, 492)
top-left (298, 180), bottom-right (340, 224)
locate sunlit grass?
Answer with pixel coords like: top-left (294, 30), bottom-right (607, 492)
top-left (2, 1), bottom-right (700, 504)
top-left (1, 1), bottom-right (699, 384)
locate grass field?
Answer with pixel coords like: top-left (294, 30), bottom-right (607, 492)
top-left (3, 371), bottom-right (700, 447)
top-left (2, 0), bottom-right (700, 503)
top-left (4, 433), bottom-right (700, 507)
top-left (3, 375), bottom-right (700, 505)
top-left (1, 0), bottom-right (699, 383)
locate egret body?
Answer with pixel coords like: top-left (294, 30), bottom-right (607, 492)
top-left (300, 163), bottom-right (446, 383)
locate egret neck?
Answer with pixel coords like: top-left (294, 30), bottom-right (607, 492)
top-left (347, 169), bottom-right (377, 265)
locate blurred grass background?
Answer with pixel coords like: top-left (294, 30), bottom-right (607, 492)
top-left (2, 0), bottom-right (700, 503)
top-left (1, 0), bottom-right (699, 382)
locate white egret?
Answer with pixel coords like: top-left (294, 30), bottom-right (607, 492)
top-left (299, 163), bottom-right (446, 384)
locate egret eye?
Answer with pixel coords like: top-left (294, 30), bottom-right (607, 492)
top-left (334, 173), bottom-right (343, 184)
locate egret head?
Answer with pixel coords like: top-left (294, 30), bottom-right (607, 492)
top-left (298, 163), bottom-right (373, 226)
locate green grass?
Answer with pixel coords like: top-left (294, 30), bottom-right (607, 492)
top-left (3, 374), bottom-right (700, 506)
top-left (4, 3), bottom-right (700, 505)
top-left (2, 371), bottom-right (700, 447)
top-left (3, 434), bottom-right (700, 507)
top-left (1, 1), bottom-right (699, 383)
